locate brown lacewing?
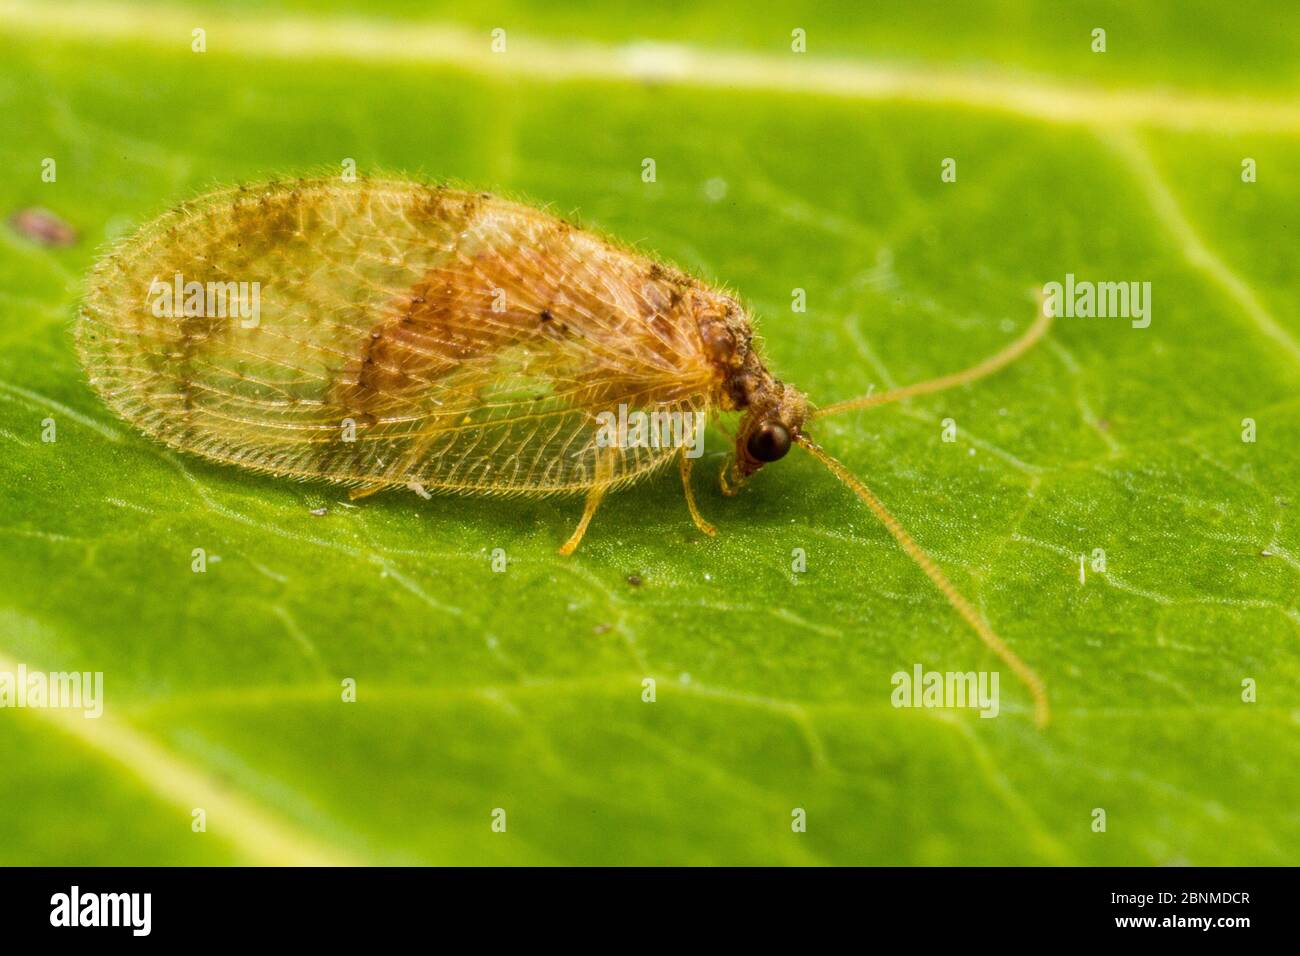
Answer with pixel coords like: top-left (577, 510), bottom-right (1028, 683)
top-left (77, 178), bottom-right (1054, 725)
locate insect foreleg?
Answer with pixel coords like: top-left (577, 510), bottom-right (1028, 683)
top-left (678, 450), bottom-right (717, 538)
top-left (718, 455), bottom-right (742, 497)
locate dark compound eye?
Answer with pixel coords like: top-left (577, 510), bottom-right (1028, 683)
top-left (747, 422), bottom-right (791, 462)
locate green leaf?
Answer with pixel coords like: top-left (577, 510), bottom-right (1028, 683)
top-left (1, 0), bottom-right (1297, 865)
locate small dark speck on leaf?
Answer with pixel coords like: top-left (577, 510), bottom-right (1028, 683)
top-left (8, 207), bottom-right (78, 247)
top-left (626, 574), bottom-right (643, 587)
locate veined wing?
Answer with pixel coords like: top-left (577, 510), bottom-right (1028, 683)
top-left (78, 179), bottom-right (721, 495)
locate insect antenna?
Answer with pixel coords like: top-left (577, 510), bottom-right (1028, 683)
top-left (812, 304), bottom-right (1053, 419)
top-left (795, 434), bottom-right (1050, 728)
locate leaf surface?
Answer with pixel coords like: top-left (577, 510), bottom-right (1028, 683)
top-left (0, 0), bottom-right (1297, 865)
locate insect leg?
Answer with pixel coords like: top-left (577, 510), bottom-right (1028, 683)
top-left (678, 450), bottom-right (717, 538)
top-left (557, 485), bottom-right (608, 556)
top-left (557, 448), bottom-right (618, 555)
top-left (718, 455), bottom-right (741, 497)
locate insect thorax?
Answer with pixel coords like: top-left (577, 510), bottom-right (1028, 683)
top-left (691, 289), bottom-right (808, 478)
